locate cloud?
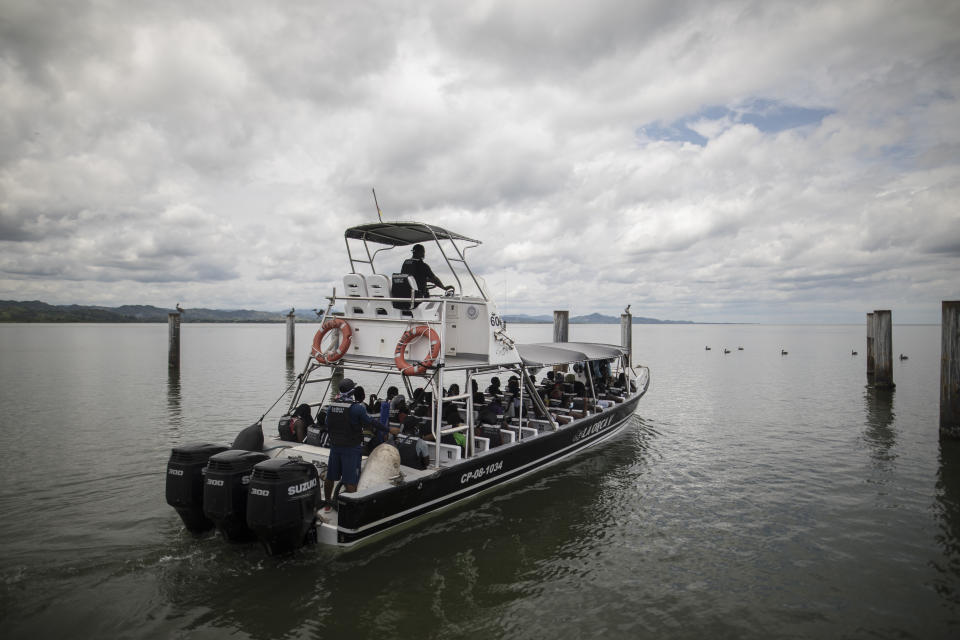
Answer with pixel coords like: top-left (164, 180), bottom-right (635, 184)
top-left (0, 0), bottom-right (958, 323)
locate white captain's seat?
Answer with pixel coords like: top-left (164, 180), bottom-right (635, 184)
top-left (343, 274), bottom-right (368, 316)
top-left (366, 274), bottom-right (394, 317)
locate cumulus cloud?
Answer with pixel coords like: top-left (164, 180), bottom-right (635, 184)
top-left (1, 0), bottom-right (958, 323)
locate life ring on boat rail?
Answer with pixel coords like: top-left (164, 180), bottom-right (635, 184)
top-left (312, 317), bottom-right (353, 364)
top-left (394, 325), bottom-right (441, 375)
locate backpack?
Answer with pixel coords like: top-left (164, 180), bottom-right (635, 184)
top-left (277, 415), bottom-right (297, 442)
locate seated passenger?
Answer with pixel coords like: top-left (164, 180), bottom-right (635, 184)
top-left (503, 392), bottom-right (520, 420)
top-left (548, 382), bottom-right (564, 402)
top-left (487, 376), bottom-right (502, 396)
top-left (291, 403), bottom-right (314, 442)
top-left (352, 386), bottom-right (397, 453)
top-left (379, 386), bottom-right (400, 427)
top-left (446, 383), bottom-right (460, 397)
top-left (440, 402), bottom-right (466, 452)
top-left (391, 394), bottom-right (408, 422)
top-left (506, 376), bottom-right (520, 395)
top-left (477, 403), bottom-right (499, 427)
top-left (486, 393), bottom-right (504, 417)
top-left (616, 372), bottom-right (627, 390)
top-left (394, 417), bottom-right (430, 470)
top-left (471, 379), bottom-right (486, 405)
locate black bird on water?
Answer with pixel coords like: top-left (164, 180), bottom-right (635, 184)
top-left (781, 349), bottom-right (788, 355)
top-left (899, 353), bottom-right (909, 361)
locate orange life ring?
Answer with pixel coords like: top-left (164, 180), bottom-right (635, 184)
top-left (394, 325), bottom-right (441, 375)
top-left (312, 317), bottom-right (352, 364)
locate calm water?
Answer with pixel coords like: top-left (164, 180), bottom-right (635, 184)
top-left (0, 322), bottom-right (958, 639)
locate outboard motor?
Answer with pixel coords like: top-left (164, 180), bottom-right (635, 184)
top-left (203, 449), bottom-right (270, 542)
top-left (246, 457), bottom-right (322, 555)
top-left (166, 443), bottom-right (229, 533)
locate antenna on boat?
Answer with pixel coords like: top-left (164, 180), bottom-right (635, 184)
top-left (372, 188), bottom-right (383, 222)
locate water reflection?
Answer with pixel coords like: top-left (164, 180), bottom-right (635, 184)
top-left (152, 415), bottom-right (654, 639)
top-left (863, 386), bottom-right (896, 466)
top-left (167, 367), bottom-right (183, 433)
top-left (934, 438), bottom-right (960, 609)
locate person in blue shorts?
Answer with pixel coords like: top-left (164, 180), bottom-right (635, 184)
top-left (323, 378), bottom-right (379, 511)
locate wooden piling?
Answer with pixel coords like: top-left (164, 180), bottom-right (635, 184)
top-left (866, 312), bottom-right (875, 379)
top-left (553, 310), bottom-right (569, 343)
top-left (620, 310), bottom-right (632, 367)
top-left (942, 301), bottom-right (960, 439)
top-left (873, 309), bottom-right (894, 389)
top-left (168, 312), bottom-right (181, 368)
top-left (285, 309), bottom-right (295, 358)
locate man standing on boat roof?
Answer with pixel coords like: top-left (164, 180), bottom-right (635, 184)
top-left (401, 244), bottom-right (453, 296)
top-left (323, 378), bottom-right (379, 510)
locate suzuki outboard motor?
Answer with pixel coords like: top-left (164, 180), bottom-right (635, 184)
top-left (246, 457), bottom-right (321, 555)
top-left (166, 443), bottom-right (229, 533)
top-left (203, 449), bottom-right (269, 542)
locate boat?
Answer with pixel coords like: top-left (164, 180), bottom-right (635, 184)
top-left (165, 221), bottom-right (650, 552)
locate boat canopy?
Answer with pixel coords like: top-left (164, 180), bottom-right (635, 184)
top-left (515, 342), bottom-right (629, 367)
top-left (344, 222), bottom-right (480, 247)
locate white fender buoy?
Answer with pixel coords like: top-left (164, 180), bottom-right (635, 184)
top-left (357, 443), bottom-right (401, 491)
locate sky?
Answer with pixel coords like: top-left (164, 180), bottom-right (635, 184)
top-left (1, 0), bottom-right (959, 323)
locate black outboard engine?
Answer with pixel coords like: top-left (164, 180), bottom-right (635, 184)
top-left (246, 457), bottom-right (322, 555)
top-left (166, 443), bottom-right (229, 533)
top-left (203, 449), bottom-right (270, 542)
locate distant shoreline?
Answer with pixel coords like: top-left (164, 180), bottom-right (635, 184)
top-left (0, 299), bottom-right (693, 324)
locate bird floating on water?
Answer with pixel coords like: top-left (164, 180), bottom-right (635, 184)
top-left (705, 346), bottom-right (711, 351)
top-left (737, 346), bottom-right (744, 351)
top-left (852, 350), bottom-right (858, 356)
top-left (723, 348), bottom-right (731, 354)
top-left (781, 349), bottom-right (788, 355)
top-left (899, 353), bottom-right (908, 360)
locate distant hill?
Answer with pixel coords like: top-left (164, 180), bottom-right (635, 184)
top-left (0, 300), bottom-right (693, 324)
top-left (502, 312), bottom-right (693, 325)
top-left (0, 300), bottom-right (295, 323)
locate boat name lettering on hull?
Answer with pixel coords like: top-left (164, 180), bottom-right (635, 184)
top-left (573, 416), bottom-right (613, 442)
top-left (461, 460), bottom-right (504, 484)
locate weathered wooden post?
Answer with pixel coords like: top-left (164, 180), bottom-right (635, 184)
top-left (866, 312), bottom-right (875, 379)
top-left (285, 308), bottom-right (295, 359)
top-left (553, 310), bottom-right (569, 343)
top-left (168, 311), bottom-right (181, 368)
top-left (873, 309), bottom-right (894, 388)
top-left (942, 301), bottom-right (960, 439)
top-left (620, 307), bottom-right (632, 367)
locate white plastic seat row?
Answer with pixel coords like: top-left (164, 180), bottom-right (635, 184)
top-left (342, 273), bottom-right (442, 320)
top-left (342, 273), bottom-right (394, 317)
